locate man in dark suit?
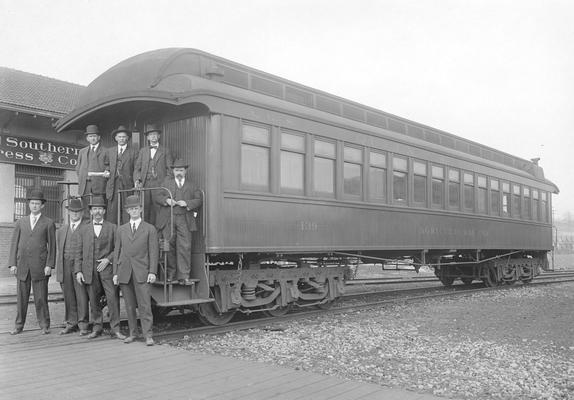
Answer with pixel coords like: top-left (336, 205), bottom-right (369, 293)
top-left (55, 197), bottom-right (89, 335)
top-left (105, 125), bottom-right (138, 224)
top-left (154, 159), bottom-right (202, 284)
top-left (8, 189), bottom-right (56, 335)
top-left (133, 123), bottom-right (173, 224)
top-left (76, 124), bottom-right (110, 208)
top-left (113, 195), bottom-right (159, 346)
top-left (74, 197), bottom-right (125, 340)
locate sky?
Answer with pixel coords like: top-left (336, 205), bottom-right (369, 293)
top-left (2, 0), bottom-right (573, 218)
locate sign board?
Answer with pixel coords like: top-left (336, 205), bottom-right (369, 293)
top-left (0, 134), bottom-right (82, 170)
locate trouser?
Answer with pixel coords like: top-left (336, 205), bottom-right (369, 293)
top-left (15, 274), bottom-right (50, 330)
top-left (60, 258), bottom-right (89, 331)
top-left (141, 179), bottom-right (160, 225)
top-left (81, 179), bottom-right (107, 219)
top-left (86, 271), bottom-right (120, 334)
top-left (159, 215), bottom-right (192, 280)
top-left (107, 179), bottom-right (131, 224)
top-left (121, 274), bottom-right (153, 338)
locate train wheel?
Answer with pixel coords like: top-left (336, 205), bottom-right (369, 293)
top-left (198, 302), bottom-right (236, 326)
top-left (151, 304), bottom-right (170, 320)
top-left (438, 276), bottom-right (455, 286)
top-left (264, 303), bottom-right (291, 317)
top-left (461, 278), bottom-right (473, 286)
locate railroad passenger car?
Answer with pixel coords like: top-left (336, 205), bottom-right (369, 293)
top-left (56, 48), bottom-right (559, 324)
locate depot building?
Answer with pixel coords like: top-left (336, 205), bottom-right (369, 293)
top-left (0, 67), bottom-right (86, 263)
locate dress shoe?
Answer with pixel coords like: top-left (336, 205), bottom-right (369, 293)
top-left (179, 278), bottom-right (194, 285)
top-left (123, 336), bottom-right (136, 344)
top-left (146, 337), bottom-right (155, 346)
top-left (60, 326), bottom-right (77, 335)
top-left (87, 330), bottom-right (102, 339)
top-left (112, 332), bottom-right (127, 340)
top-left (79, 330), bottom-right (90, 336)
top-left (40, 328), bottom-right (50, 335)
top-left (10, 328), bottom-right (23, 335)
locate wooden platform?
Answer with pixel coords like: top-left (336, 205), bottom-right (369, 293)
top-left (0, 330), bottom-right (447, 400)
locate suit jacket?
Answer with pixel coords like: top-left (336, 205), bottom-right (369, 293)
top-left (76, 144), bottom-right (109, 196)
top-left (114, 221), bottom-right (159, 284)
top-left (105, 145), bottom-right (138, 199)
top-left (74, 220), bottom-right (116, 284)
top-left (133, 145), bottom-right (173, 186)
top-left (55, 222), bottom-right (81, 282)
top-left (8, 214), bottom-right (56, 281)
top-left (153, 176), bottom-right (202, 231)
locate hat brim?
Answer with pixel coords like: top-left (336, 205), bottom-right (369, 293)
top-left (66, 207), bottom-right (84, 212)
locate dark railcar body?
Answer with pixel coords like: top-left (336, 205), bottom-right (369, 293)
top-left (57, 48), bottom-right (558, 322)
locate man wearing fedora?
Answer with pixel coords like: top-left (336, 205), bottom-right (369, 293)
top-left (113, 195), bottom-right (159, 346)
top-left (74, 197), bottom-right (125, 340)
top-left (8, 189), bottom-right (56, 335)
top-left (76, 124), bottom-right (110, 209)
top-left (55, 197), bottom-right (89, 335)
top-left (133, 123), bottom-right (173, 224)
top-left (154, 159), bottom-right (202, 284)
top-left (106, 125), bottom-right (138, 225)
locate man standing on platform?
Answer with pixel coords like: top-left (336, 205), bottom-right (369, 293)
top-left (76, 124), bottom-right (110, 206)
top-left (106, 125), bottom-right (138, 224)
top-left (154, 159), bottom-right (202, 284)
top-left (113, 195), bottom-right (158, 346)
top-left (74, 197), bottom-right (125, 340)
top-left (55, 198), bottom-right (89, 335)
top-left (8, 189), bottom-right (56, 335)
top-left (133, 123), bottom-right (173, 224)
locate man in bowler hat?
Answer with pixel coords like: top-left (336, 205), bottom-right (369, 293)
top-left (133, 123), bottom-right (173, 224)
top-left (113, 195), bottom-right (158, 346)
top-left (8, 189), bottom-right (56, 335)
top-left (74, 197), bottom-right (125, 340)
top-left (154, 159), bottom-right (202, 284)
top-left (106, 125), bottom-right (138, 224)
top-left (76, 124), bottom-right (110, 207)
top-left (55, 197), bottom-right (89, 334)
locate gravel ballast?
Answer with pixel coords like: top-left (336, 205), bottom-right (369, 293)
top-left (172, 282), bottom-right (574, 399)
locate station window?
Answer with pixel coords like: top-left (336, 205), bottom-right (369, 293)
top-left (343, 145), bottom-right (362, 197)
top-left (532, 190), bottom-right (539, 221)
top-left (368, 151), bottom-right (386, 202)
top-left (413, 160), bottom-right (427, 205)
top-left (241, 123), bottom-right (270, 191)
top-left (14, 165), bottom-right (64, 222)
top-left (512, 184), bottom-right (521, 218)
top-left (541, 192), bottom-right (548, 222)
top-left (502, 182), bottom-right (510, 216)
top-left (490, 179), bottom-right (500, 216)
top-left (280, 130), bottom-right (305, 194)
top-left (477, 175), bottom-right (487, 214)
top-left (448, 168), bottom-right (460, 209)
top-left (392, 155), bottom-right (408, 203)
top-left (313, 138), bottom-right (336, 196)
top-left (523, 187), bottom-right (531, 219)
top-left (463, 172), bottom-right (474, 211)
top-left (431, 165), bottom-right (444, 208)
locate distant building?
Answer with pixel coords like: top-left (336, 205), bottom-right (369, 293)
top-left (0, 67), bottom-right (85, 264)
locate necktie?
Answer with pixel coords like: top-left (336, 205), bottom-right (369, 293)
top-left (177, 178), bottom-right (183, 188)
top-left (91, 145), bottom-right (96, 152)
top-left (31, 215), bottom-right (38, 229)
top-left (93, 222), bottom-right (103, 225)
top-left (119, 147), bottom-right (124, 156)
top-left (150, 145), bottom-right (158, 149)
top-left (71, 223), bottom-right (76, 232)
top-left (131, 222), bottom-right (136, 233)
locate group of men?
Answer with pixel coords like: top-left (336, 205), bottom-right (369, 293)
top-left (7, 123), bottom-right (203, 345)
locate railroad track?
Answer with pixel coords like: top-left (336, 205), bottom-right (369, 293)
top-left (2, 270), bottom-right (571, 306)
top-left (154, 273), bottom-right (574, 342)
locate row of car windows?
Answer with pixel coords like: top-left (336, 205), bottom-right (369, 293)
top-left (240, 122), bottom-right (550, 222)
